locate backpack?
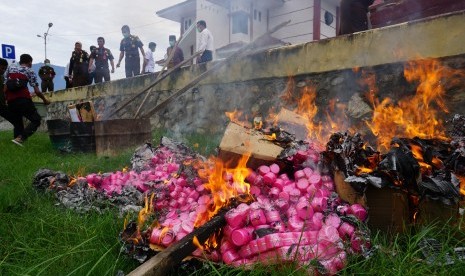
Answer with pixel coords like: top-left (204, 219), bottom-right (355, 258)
top-left (6, 73), bottom-right (28, 92)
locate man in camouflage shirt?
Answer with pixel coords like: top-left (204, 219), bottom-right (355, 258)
top-left (38, 59), bottom-right (56, 92)
top-left (116, 25), bottom-right (145, 78)
top-left (89, 37), bottom-right (115, 83)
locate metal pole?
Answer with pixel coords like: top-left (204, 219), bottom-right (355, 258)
top-left (44, 33), bottom-right (47, 60)
top-left (44, 23), bottom-right (53, 60)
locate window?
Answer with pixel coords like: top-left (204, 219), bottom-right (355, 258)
top-left (324, 11), bottom-right (334, 26)
top-left (184, 19), bottom-right (192, 31)
top-left (254, 10), bottom-right (257, 20)
top-left (232, 12), bottom-right (249, 34)
top-left (258, 12), bottom-right (262, 22)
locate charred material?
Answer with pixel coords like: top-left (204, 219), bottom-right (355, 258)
top-left (377, 138), bottom-right (421, 192)
top-left (448, 114), bottom-right (465, 138)
top-left (322, 132), bottom-right (461, 205)
top-left (322, 132), bottom-right (380, 193)
top-left (33, 169), bottom-right (145, 214)
top-left (33, 169), bottom-right (70, 191)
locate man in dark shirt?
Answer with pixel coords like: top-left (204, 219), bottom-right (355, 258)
top-left (116, 25), bottom-right (145, 78)
top-left (339, 0), bottom-right (375, 35)
top-left (38, 59), bottom-right (56, 92)
top-left (156, 35), bottom-right (184, 69)
top-left (89, 37), bottom-right (115, 83)
top-left (69, 41), bottom-right (90, 87)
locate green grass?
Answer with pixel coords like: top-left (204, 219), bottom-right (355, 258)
top-left (1, 130), bottom-right (465, 275)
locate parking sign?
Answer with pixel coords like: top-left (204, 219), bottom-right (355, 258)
top-left (2, 44), bottom-right (16, 59)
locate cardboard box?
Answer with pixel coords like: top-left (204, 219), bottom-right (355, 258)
top-left (417, 197), bottom-right (459, 226)
top-left (276, 108), bottom-right (308, 141)
top-left (333, 171), bottom-right (367, 207)
top-left (365, 185), bottom-right (409, 234)
top-left (218, 122), bottom-right (285, 170)
top-left (333, 171), bottom-right (409, 233)
top-left (68, 101), bottom-right (97, 122)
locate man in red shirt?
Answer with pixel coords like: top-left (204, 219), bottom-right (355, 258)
top-left (4, 54), bottom-right (50, 146)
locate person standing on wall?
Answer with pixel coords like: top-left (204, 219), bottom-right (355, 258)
top-left (116, 25), bottom-right (145, 78)
top-left (88, 46), bottom-right (97, 84)
top-left (63, 62), bottom-right (71, 89)
top-left (196, 20), bottom-right (214, 64)
top-left (38, 59), bottom-right (56, 93)
top-left (156, 35), bottom-right (184, 69)
top-left (142, 42), bottom-right (156, 74)
top-left (3, 54), bottom-right (50, 146)
top-left (339, 0), bottom-right (375, 35)
top-left (69, 41), bottom-right (90, 87)
top-left (0, 58), bottom-right (14, 126)
top-left (89, 37), bottom-right (115, 83)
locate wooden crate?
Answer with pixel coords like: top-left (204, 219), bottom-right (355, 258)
top-left (94, 118), bottom-right (152, 157)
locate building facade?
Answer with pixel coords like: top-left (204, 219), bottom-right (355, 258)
top-left (157, 0), bottom-right (340, 60)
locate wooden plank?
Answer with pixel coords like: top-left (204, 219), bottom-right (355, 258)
top-left (140, 20), bottom-right (292, 119)
top-left (133, 32), bottom-right (196, 119)
top-left (127, 212), bottom-right (226, 276)
top-left (105, 52), bottom-right (201, 120)
top-left (128, 195), bottom-right (252, 276)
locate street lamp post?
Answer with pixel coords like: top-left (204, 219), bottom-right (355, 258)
top-left (37, 22), bottom-right (53, 60)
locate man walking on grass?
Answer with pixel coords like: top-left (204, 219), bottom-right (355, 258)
top-left (0, 58), bottom-right (14, 126)
top-left (4, 54), bottom-right (50, 146)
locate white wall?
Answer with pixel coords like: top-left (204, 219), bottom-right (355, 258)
top-left (320, 0), bottom-right (338, 38)
top-left (251, 3), bottom-right (267, 40)
top-left (268, 0), bottom-right (314, 44)
top-left (197, 0), bottom-right (230, 56)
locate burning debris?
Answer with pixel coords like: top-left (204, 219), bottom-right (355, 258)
top-left (32, 57), bottom-right (465, 274)
top-left (33, 130), bottom-right (371, 275)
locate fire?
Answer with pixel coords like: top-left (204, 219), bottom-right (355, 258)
top-left (281, 79), bottom-right (350, 145)
top-left (355, 166), bottom-right (374, 175)
top-left (410, 144), bottom-right (432, 174)
top-left (138, 193), bottom-right (155, 228)
top-left (192, 235), bottom-right (205, 251)
top-left (458, 175), bottom-right (465, 196)
top-left (194, 153), bottom-right (252, 228)
top-left (366, 59), bottom-right (459, 152)
top-left (225, 109), bottom-right (250, 128)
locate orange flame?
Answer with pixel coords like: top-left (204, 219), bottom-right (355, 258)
top-left (192, 235), bottom-right (204, 251)
top-left (194, 154), bottom-right (252, 228)
top-left (281, 79), bottom-right (350, 145)
top-left (366, 59), bottom-right (459, 152)
top-left (458, 175), bottom-right (465, 196)
top-left (410, 144), bottom-right (432, 174)
top-left (355, 166), bottom-right (374, 175)
top-left (138, 193), bottom-right (155, 228)
top-left (225, 109), bottom-right (251, 128)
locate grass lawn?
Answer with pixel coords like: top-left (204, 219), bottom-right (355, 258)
top-left (1, 130), bottom-right (465, 275)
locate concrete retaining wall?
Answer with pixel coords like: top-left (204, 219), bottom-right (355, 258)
top-left (2, 11), bottom-right (465, 140)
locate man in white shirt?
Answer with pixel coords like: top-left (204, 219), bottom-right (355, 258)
top-left (196, 20), bottom-right (214, 64)
top-left (142, 42), bottom-right (156, 74)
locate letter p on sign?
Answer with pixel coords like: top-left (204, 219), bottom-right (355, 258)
top-left (2, 44), bottom-right (16, 60)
